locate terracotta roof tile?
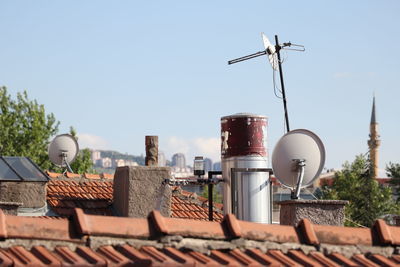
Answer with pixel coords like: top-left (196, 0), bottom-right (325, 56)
top-left (45, 171), bottom-right (62, 179)
top-left (309, 252), bottom-right (341, 267)
top-left (47, 180), bottom-right (113, 216)
top-left (83, 173), bottom-right (100, 179)
top-left (245, 249), bottom-right (282, 266)
top-left (352, 254), bottom-right (380, 267)
top-left (100, 173), bottom-right (114, 179)
top-left (267, 250), bottom-right (300, 266)
top-left (313, 223), bottom-right (373, 246)
top-left (65, 172), bottom-right (81, 178)
top-left (97, 245), bottom-right (132, 265)
top-left (288, 250), bottom-right (323, 267)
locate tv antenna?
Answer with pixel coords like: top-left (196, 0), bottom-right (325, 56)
top-left (48, 134), bottom-right (79, 173)
top-left (271, 129), bottom-right (325, 199)
top-left (228, 33), bottom-right (305, 133)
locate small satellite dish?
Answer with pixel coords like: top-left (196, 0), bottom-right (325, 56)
top-left (261, 32), bottom-right (278, 70)
top-left (272, 129), bottom-right (325, 199)
top-left (48, 134), bottom-right (79, 172)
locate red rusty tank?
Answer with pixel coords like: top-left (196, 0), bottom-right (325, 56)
top-left (221, 113), bottom-right (268, 158)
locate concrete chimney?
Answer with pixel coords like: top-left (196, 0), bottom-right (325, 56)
top-left (278, 199), bottom-right (349, 226)
top-left (113, 166), bottom-right (172, 218)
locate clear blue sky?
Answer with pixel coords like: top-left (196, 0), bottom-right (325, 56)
top-left (1, 1), bottom-right (399, 173)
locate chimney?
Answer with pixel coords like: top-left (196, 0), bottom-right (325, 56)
top-left (113, 137), bottom-right (171, 217)
top-left (278, 199), bottom-right (348, 226)
top-left (145, 136), bottom-right (158, 166)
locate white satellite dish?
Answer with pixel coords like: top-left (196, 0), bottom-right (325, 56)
top-left (48, 134), bottom-right (79, 172)
top-left (261, 32), bottom-right (278, 70)
top-left (272, 129), bottom-right (325, 199)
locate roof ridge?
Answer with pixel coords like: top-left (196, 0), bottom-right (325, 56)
top-left (0, 208), bottom-right (398, 251)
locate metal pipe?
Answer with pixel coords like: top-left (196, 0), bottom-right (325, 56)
top-left (208, 183), bottom-right (213, 221)
top-left (207, 171), bottom-right (222, 221)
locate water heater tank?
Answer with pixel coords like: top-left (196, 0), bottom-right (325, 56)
top-left (221, 113), bottom-right (271, 223)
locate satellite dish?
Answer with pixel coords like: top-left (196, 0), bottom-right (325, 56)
top-left (261, 32), bottom-right (278, 70)
top-left (272, 129), bottom-right (325, 199)
top-left (48, 134), bottom-right (79, 172)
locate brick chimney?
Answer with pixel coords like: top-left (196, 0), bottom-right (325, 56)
top-left (113, 166), bottom-right (172, 218)
top-left (278, 199), bottom-right (349, 226)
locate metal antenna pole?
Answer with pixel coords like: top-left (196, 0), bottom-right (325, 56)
top-left (275, 35), bottom-right (290, 132)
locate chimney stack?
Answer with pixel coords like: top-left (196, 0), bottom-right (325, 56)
top-left (145, 136), bottom-right (158, 166)
top-left (113, 166), bottom-right (172, 218)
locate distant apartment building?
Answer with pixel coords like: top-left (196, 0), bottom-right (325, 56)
top-left (158, 151), bottom-right (166, 167)
top-left (204, 158), bottom-right (213, 173)
top-left (172, 153), bottom-right (186, 169)
top-left (96, 157), bottom-right (112, 168)
top-left (113, 159), bottom-right (126, 168)
top-left (91, 150), bottom-right (101, 164)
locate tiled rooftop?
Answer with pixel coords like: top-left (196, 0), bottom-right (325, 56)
top-left (45, 172), bottom-right (224, 221)
top-left (0, 208), bottom-right (399, 266)
top-left (47, 180), bottom-right (114, 216)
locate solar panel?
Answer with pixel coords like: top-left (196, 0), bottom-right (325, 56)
top-left (0, 157), bottom-right (49, 182)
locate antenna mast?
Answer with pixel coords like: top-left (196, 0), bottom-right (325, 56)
top-left (228, 34), bottom-right (304, 133)
top-left (274, 35), bottom-right (290, 132)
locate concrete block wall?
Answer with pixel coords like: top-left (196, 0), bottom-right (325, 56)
top-left (113, 166), bottom-right (172, 218)
top-left (279, 199), bottom-right (348, 226)
top-left (0, 182), bottom-right (47, 209)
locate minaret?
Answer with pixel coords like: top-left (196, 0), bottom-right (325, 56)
top-left (368, 96), bottom-right (381, 178)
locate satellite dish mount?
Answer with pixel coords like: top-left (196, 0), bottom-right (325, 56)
top-left (228, 34), bottom-right (305, 133)
top-left (291, 159), bottom-right (306, 199)
top-left (60, 150), bottom-right (74, 173)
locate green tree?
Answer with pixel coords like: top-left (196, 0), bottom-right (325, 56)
top-left (67, 127), bottom-right (95, 174)
top-left (319, 154), bottom-right (397, 227)
top-left (387, 162), bottom-right (400, 201)
top-left (0, 86), bottom-right (59, 170)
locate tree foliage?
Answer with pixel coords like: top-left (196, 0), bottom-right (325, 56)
top-left (387, 162), bottom-right (400, 201)
top-left (67, 127), bottom-right (94, 174)
top-left (0, 87), bottom-right (94, 174)
top-left (319, 154), bottom-right (397, 227)
top-left (0, 86), bottom-right (59, 170)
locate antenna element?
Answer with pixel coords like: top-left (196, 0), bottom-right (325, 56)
top-left (228, 33), bottom-right (304, 133)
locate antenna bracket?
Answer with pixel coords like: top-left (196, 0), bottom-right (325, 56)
top-left (291, 159), bottom-right (306, 199)
top-left (60, 151), bottom-right (74, 173)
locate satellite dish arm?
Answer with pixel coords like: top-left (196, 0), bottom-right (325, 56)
top-left (60, 151), bottom-right (74, 173)
top-left (64, 160), bottom-right (73, 173)
top-left (292, 159), bottom-right (306, 199)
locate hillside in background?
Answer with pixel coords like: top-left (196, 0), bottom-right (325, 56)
top-left (99, 150), bottom-right (146, 165)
